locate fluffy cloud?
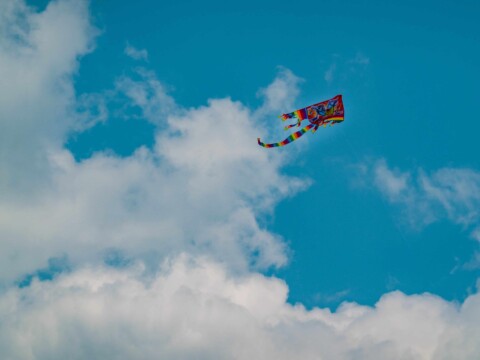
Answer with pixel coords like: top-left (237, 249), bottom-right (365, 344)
top-left (1, 255), bottom-right (480, 360)
top-left (361, 159), bottom-right (480, 238)
top-left (124, 42), bottom-right (149, 61)
top-left (0, 0), bottom-right (96, 193)
top-left (2, 1), bottom-right (480, 358)
top-left (255, 67), bottom-right (303, 118)
top-left (373, 159), bottom-right (410, 199)
top-left (115, 68), bottom-right (177, 125)
top-left (0, 95), bottom-right (305, 283)
top-left (324, 62), bottom-right (337, 83)
top-left (0, 0), bottom-right (306, 284)
top-left (324, 52), bottom-right (370, 84)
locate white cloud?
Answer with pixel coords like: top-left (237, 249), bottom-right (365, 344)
top-left (1, 256), bottom-right (480, 359)
top-left (2, 1), bottom-right (480, 358)
top-left (324, 52), bottom-right (370, 84)
top-left (0, 91), bottom-right (306, 282)
top-left (0, 0), bottom-right (96, 193)
top-left (472, 229), bottom-right (480, 242)
top-left (373, 159), bottom-right (410, 200)
top-left (362, 158), bottom-right (480, 236)
top-left (124, 42), bottom-right (148, 61)
top-left (73, 92), bottom-right (109, 131)
top-left (255, 67), bottom-right (303, 117)
top-left (349, 52), bottom-right (370, 66)
top-left (324, 62), bottom-right (336, 83)
top-left (0, 0), bottom-right (313, 285)
top-left (115, 68), bottom-right (178, 126)
top-left (0, 0), bottom-right (307, 283)
top-left (420, 168), bottom-right (480, 226)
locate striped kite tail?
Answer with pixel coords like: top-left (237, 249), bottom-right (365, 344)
top-left (257, 124), bottom-right (315, 148)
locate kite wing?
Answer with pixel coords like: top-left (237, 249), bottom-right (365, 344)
top-left (258, 95), bottom-right (344, 148)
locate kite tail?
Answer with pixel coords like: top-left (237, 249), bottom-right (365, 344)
top-left (279, 114), bottom-right (293, 121)
top-left (257, 124), bottom-right (315, 148)
top-left (279, 108), bottom-right (308, 122)
top-left (284, 119), bottom-right (302, 130)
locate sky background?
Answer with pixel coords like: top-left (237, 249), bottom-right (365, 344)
top-left (1, 0), bottom-right (480, 358)
top-left (71, 0), bottom-right (480, 307)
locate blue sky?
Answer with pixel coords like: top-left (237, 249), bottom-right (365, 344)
top-left (1, 0), bottom-right (480, 357)
top-left (63, 0), bottom-right (480, 307)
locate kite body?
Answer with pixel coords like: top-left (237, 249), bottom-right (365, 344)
top-left (258, 95), bottom-right (344, 148)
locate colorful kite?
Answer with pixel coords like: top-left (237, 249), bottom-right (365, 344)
top-left (257, 95), bottom-right (345, 148)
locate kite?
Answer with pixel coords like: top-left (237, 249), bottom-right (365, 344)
top-left (257, 95), bottom-right (344, 148)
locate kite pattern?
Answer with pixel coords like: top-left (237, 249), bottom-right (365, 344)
top-left (258, 95), bottom-right (344, 148)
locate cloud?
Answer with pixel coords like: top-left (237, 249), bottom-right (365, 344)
top-left (114, 68), bottom-right (178, 126)
top-left (2, 1), bottom-right (480, 358)
top-left (373, 159), bottom-right (410, 199)
top-left (74, 92), bottom-right (109, 131)
top-left (324, 52), bottom-right (370, 84)
top-left (0, 0), bottom-right (96, 193)
top-left (0, 0), bottom-right (307, 283)
top-left (324, 62), bottom-right (337, 83)
top-left (349, 52), bottom-right (370, 66)
top-left (1, 255), bottom-right (480, 359)
top-left (0, 91), bottom-right (306, 283)
top-left (255, 67), bottom-right (303, 117)
top-left (360, 158), bottom-right (480, 237)
top-left (472, 229), bottom-right (480, 242)
top-left (420, 168), bottom-right (480, 226)
top-left (124, 42), bottom-right (148, 61)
